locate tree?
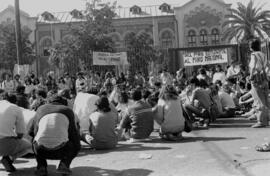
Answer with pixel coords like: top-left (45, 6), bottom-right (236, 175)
top-left (124, 31), bottom-right (158, 75)
top-left (223, 0), bottom-right (270, 43)
top-left (49, 0), bottom-right (117, 74)
top-left (0, 20), bottom-right (35, 73)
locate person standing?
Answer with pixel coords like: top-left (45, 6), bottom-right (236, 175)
top-left (249, 39), bottom-right (269, 128)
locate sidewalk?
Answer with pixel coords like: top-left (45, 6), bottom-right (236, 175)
top-left (1, 118), bottom-right (270, 176)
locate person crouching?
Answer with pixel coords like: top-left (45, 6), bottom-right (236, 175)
top-left (28, 95), bottom-right (80, 176)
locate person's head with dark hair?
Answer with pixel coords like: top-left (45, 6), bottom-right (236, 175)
top-left (1, 92), bottom-right (17, 104)
top-left (239, 81), bottom-right (246, 90)
top-left (77, 72), bottom-right (84, 79)
top-left (159, 85), bottom-right (178, 101)
top-left (250, 38), bottom-right (261, 52)
top-left (95, 96), bottom-right (111, 113)
top-left (87, 88), bottom-right (99, 95)
top-left (25, 78), bottom-right (32, 85)
top-left (16, 85), bottom-right (25, 94)
top-left (105, 72), bottom-right (112, 79)
top-left (58, 89), bottom-right (71, 100)
top-left (47, 95), bottom-right (68, 106)
top-left (33, 78), bottom-right (40, 85)
top-left (30, 73), bottom-right (35, 79)
top-left (215, 80), bottom-right (222, 87)
top-left (199, 68), bottom-right (206, 75)
top-left (14, 74), bottom-right (20, 80)
top-left (154, 82), bottom-right (162, 89)
top-left (6, 93), bottom-right (17, 104)
top-left (142, 89), bottom-right (151, 100)
top-left (189, 77), bottom-right (200, 87)
top-left (199, 79), bottom-right (208, 88)
top-left (191, 71), bottom-right (197, 77)
top-left (98, 90), bottom-right (108, 97)
top-left (209, 84), bottom-right (219, 96)
top-left (36, 89), bottom-right (47, 99)
top-left (131, 89), bottom-right (142, 101)
top-left (216, 64), bottom-right (222, 72)
top-left (118, 91), bottom-right (129, 104)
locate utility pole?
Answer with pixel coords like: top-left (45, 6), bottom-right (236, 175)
top-left (15, 0), bottom-right (22, 66)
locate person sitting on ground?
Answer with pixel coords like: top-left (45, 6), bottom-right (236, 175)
top-left (14, 74), bottom-right (22, 89)
top-left (197, 68), bottom-right (211, 86)
top-left (29, 95), bottom-right (80, 176)
top-left (75, 72), bottom-right (87, 93)
top-left (15, 85), bottom-right (29, 109)
top-left (212, 65), bottom-right (226, 84)
top-left (182, 78), bottom-right (212, 127)
top-left (73, 90), bottom-right (100, 145)
top-left (86, 96), bottom-right (118, 149)
top-left (119, 89), bottom-right (154, 141)
top-left (116, 91), bottom-right (133, 123)
top-left (218, 84), bottom-right (236, 118)
top-left (30, 89), bottom-right (47, 111)
top-left (1, 73), bottom-right (15, 93)
top-left (154, 85), bottom-right (185, 141)
top-left (0, 90), bottom-right (32, 173)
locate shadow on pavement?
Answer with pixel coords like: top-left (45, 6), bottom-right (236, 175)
top-left (78, 143), bottom-right (171, 155)
top-left (7, 165), bottom-right (56, 176)
top-left (13, 159), bottom-right (29, 164)
top-left (6, 166), bottom-right (153, 176)
top-left (72, 167), bottom-right (153, 176)
top-left (210, 118), bottom-right (255, 128)
top-left (143, 136), bottom-right (245, 143)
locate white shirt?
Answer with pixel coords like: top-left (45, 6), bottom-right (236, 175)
top-left (0, 100), bottom-right (26, 138)
top-left (226, 66), bottom-right (240, 78)
top-left (249, 51), bottom-right (267, 74)
top-left (2, 80), bottom-right (15, 92)
top-left (34, 113), bottom-right (69, 148)
top-left (73, 92), bottom-right (99, 132)
top-left (213, 72), bottom-right (226, 84)
top-left (218, 91), bottom-right (236, 109)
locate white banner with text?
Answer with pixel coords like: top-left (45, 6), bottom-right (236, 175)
top-left (183, 49), bottom-right (228, 66)
top-left (93, 52), bottom-right (128, 66)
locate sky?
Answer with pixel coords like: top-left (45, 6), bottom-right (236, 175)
top-left (0, 0), bottom-right (270, 16)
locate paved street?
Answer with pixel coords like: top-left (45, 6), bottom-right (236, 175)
top-left (1, 118), bottom-right (270, 176)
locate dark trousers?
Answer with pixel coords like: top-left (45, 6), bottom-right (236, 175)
top-left (33, 141), bottom-right (79, 169)
top-left (183, 104), bottom-right (209, 122)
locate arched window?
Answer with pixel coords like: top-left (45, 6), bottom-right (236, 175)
top-left (188, 30), bottom-right (196, 47)
top-left (200, 29), bottom-right (208, 45)
top-left (160, 30), bottom-right (173, 48)
top-left (40, 38), bottom-right (53, 56)
top-left (211, 28), bottom-right (220, 45)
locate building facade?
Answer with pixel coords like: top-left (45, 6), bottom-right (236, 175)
top-left (1, 0), bottom-right (232, 75)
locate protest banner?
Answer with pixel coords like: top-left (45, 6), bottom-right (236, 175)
top-left (183, 48), bottom-right (228, 66)
top-left (93, 52), bottom-right (128, 66)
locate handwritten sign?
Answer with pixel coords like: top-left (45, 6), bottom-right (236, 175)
top-left (183, 49), bottom-right (228, 66)
top-left (93, 52), bottom-right (128, 66)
